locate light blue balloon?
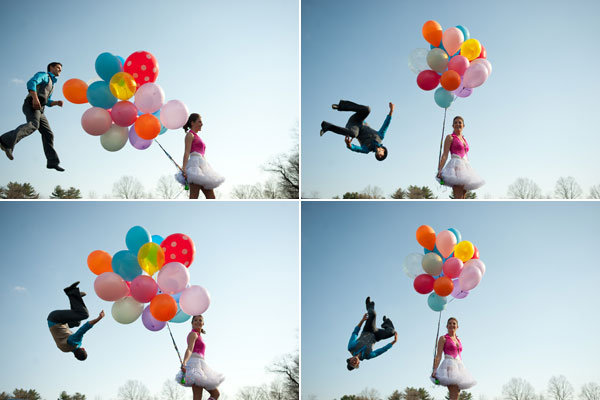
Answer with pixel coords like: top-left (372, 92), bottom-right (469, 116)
top-left (87, 81), bottom-right (117, 109)
top-left (456, 25), bottom-right (470, 41)
top-left (116, 55), bottom-right (126, 67)
top-left (448, 228), bottom-right (462, 243)
top-left (126, 226), bottom-right (151, 254)
top-left (112, 250), bottom-right (142, 281)
top-left (151, 234), bottom-right (164, 244)
top-left (427, 293), bottom-right (448, 312)
top-left (95, 52), bottom-right (123, 82)
top-left (152, 110), bottom-right (168, 135)
top-left (170, 307), bottom-right (191, 323)
top-left (434, 87), bottom-right (455, 109)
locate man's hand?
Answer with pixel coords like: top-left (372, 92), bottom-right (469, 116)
top-left (53, 100), bottom-right (64, 107)
top-left (361, 313), bottom-right (368, 322)
top-left (90, 310), bottom-right (105, 325)
top-left (391, 332), bottom-right (398, 345)
top-left (345, 136), bottom-right (352, 148)
top-left (32, 98), bottom-right (41, 110)
top-left (388, 102), bottom-right (395, 115)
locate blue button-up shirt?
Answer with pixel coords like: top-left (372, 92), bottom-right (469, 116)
top-left (347, 325), bottom-right (393, 360)
top-left (27, 71), bottom-right (58, 106)
top-left (349, 115), bottom-right (392, 153)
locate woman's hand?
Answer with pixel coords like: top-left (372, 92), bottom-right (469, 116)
top-left (181, 365), bottom-right (187, 373)
top-left (436, 171), bottom-right (442, 179)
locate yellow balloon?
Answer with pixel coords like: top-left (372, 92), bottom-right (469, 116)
top-left (454, 240), bottom-right (475, 262)
top-left (137, 242), bottom-right (165, 276)
top-left (109, 72), bottom-right (137, 100)
top-left (460, 38), bottom-right (482, 61)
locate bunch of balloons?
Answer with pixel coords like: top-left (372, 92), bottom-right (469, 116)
top-left (62, 51), bottom-right (190, 152)
top-left (402, 225), bottom-right (486, 312)
top-left (87, 225), bottom-right (212, 331)
top-left (408, 20), bottom-right (492, 109)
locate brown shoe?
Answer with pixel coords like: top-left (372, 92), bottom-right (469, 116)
top-left (0, 140), bottom-right (13, 160)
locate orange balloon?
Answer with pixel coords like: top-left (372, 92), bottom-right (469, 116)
top-left (134, 114), bottom-right (161, 140)
top-left (416, 225), bottom-right (436, 251)
top-left (433, 276), bottom-right (454, 297)
top-left (87, 250), bottom-right (113, 275)
top-left (62, 79), bottom-right (88, 104)
top-left (440, 70), bottom-right (461, 91)
top-left (149, 294), bottom-right (178, 321)
top-left (422, 20), bottom-right (443, 47)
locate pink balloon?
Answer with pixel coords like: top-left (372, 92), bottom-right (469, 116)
top-left (160, 100), bottom-right (189, 130)
top-left (111, 101), bottom-right (138, 127)
top-left (413, 274), bottom-right (435, 294)
top-left (94, 272), bottom-right (129, 301)
top-left (447, 55), bottom-right (470, 76)
top-left (179, 285), bottom-right (211, 316)
top-left (463, 63), bottom-right (489, 88)
top-left (465, 259), bottom-right (486, 276)
top-left (157, 262), bottom-right (190, 294)
top-left (81, 107), bottom-right (112, 136)
top-left (442, 27), bottom-right (464, 57)
top-left (436, 230), bottom-right (457, 258)
top-left (130, 275), bottom-right (158, 303)
top-left (458, 265), bottom-right (482, 291)
top-left (442, 257), bottom-right (464, 279)
top-left (134, 82), bottom-right (165, 114)
top-left (451, 278), bottom-right (469, 299)
top-left (160, 233), bottom-right (196, 267)
top-left (453, 82), bottom-right (473, 98)
top-left (416, 70), bottom-right (440, 91)
top-left (471, 58), bottom-right (492, 76)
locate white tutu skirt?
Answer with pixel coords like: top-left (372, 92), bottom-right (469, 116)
top-left (175, 152), bottom-right (225, 190)
top-left (438, 154), bottom-right (484, 190)
top-left (431, 357), bottom-right (476, 389)
top-left (175, 355), bottom-right (225, 389)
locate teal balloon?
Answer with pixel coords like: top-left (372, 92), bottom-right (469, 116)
top-left (170, 307), bottom-right (191, 323)
top-left (456, 25), bottom-right (470, 41)
top-left (151, 234), bottom-right (164, 244)
top-left (152, 109), bottom-right (168, 135)
top-left (428, 293), bottom-right (447, 312)
top-left (126, 226), bottom-right (151, 254)
top-left (112, 250), bottom-right (142, 281)
top-left (87, 81), bottom-right (117, 109)
top-left (448, 228), bottom-right (462, 243)
top-left (434, 87), bottom-right (455, 109)
top-left (95, 52), bottom-right (123, 82)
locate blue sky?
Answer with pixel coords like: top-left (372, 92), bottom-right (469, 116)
top-left (0, 0), bottom-right (298, 198)
top-left (301, 0), bottom-right (600, 199)
top-left (301, 201), bottom-right (599, 399)
top-left (0, 201), bottom-right (299, 399)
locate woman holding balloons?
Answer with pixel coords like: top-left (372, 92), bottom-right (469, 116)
top-left (436, 116), bottom-right (484, 199)
top-left (431, 317), bottom-right (476, 399)
top-left (176, 113), bottom-right (225, 199)
top-left (176, 315), bottom-right (225, 400)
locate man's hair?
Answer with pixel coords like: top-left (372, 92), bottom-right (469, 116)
top-left (346, 357), bottom-right (356, 371)
top-left (375, 146), bottom-right (388, 161)
top-left (47, 62), bottom-right (62, 72)
top-left (73, 347), bottom-right (87, 361)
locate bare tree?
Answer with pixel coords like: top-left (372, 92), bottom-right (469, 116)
top-left (589, 185), bottom-right (600, 199)
top-left (117, 380), bottom-right (152, 400)
top-left (547, 376), bottom-right (574, 400)
top-left (160, 379), bottom-right (185, 400)
top-left (507, 178), bottom-right (543, 199)
top-left (155, 175), bottom-right (184, 199)
top-left (580, 383), bottom-right (600, 400)
top-left (113, 176), bottom-right (147, 199)
top-left (554, 177), bottom-right (582, 199)
top-left (238, 385), bottom-right (269, 400)
top-left (265, 151), bottom-right (299, 199)
top-left (358, 388), bottom-right (381, 400)
top-left (399, 388), bottom-right (433, 400)
top-left (268, 352), bottom-right (299, 400)
top-left (502, 378), bottom-right (536, 400)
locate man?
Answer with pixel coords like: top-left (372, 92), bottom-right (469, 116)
top-left (47, 281), bottom-right (105, 361)
top-left (346, 296), bottom-right (397, 371)
top-left (0, 62), bottom-right (65, 171)
top-left (320, 101), bottom-right (394, 161)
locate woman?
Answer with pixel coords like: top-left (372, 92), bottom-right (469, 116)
top-left (176, 113), bottom-right (225, 199)
top-left (437, 116), bottom-right (484, 199)
top-left (431, 317), bottom-right (476, 400)
top-left (176, 315), bottom-right (225, 400)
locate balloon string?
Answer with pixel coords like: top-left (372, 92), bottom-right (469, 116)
top-left (166, 322), bottom-right (184, 366)
top-left (432, 310), bottom-right (442, 372)
top-left (155, 139), bottom-right (190, 190)
top-left (437, 108), bottom-right (448, 171)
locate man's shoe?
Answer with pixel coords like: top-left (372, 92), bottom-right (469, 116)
top-left (64, 281), bottom-right (80, 292)
top-left (332, 103), bottom-right (339, 110)
top-left (365, 296), bottom-right (374, 310)
top-left (68, 321), bottom-right (81, 328)
top-left (0, 141), bottom-right (14, 161)
top-left (79, 291), bottom-right (87, 297)
top-left (47, 164), bottom-right (65, 172)
top-left (320, 122), bottom-right (327, 136)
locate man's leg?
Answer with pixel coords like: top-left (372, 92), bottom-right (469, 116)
top-left (335, 100), bottom-right (371, 128)
top-left (320, 121), bottom-right (357, 137)
top-left (37, 113), bottom-right (60, 167)
top-left (1, 102), bottom-right (42, 151)
top-left (47, 287), bottom-right (89, 327)
top-left (374, 316), bottom-right (395, 341)
top-left (363, 298), bottom-right (377, 334)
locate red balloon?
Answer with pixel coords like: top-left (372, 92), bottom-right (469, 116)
top-left (124, 51), bottom-right (159, 87)
top-left (160, 233), bottom-right (196, 267)
top-left (476, 45), bottom-right (487, 60)
top-left (472, 246), bottom-right (480, 259)
top-left (417, 70), bottom-right (440, 91)
top-left (414, 274), bottom-right (435, 294)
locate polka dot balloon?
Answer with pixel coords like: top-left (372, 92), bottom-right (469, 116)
top-left (160, 233), bottom-right (196, 267)
top-left (124, 51), bottom-right (159, 87)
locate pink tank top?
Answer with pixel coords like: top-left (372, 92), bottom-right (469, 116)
top-left (443, 334), bottom-right (462, 358)
top-left (191, 329), bottom-right (206, 357)
top-left (450, 133), bottom-right (469, 158)
top-left (189, 131), bottom-right (206, 156)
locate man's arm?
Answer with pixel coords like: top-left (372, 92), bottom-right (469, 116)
top-left (66, 311), bottom-right (104, 348)
top-left (367, 332), bottom-right (397, 359)
top-left (348, 314), bottom-right (368, 350)
top-left (377, 103), bottom-right (394, 140)
top-left (26, 72), bottom-right (48, 110)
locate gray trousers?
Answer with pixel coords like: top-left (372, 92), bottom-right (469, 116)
top-left (321, 100), bottom-right (371, 138)
top-left (0, 100), bottom-right (60, 165)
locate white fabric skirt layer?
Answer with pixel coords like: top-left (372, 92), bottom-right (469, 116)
top-left (432, 356), bottom-right (476, 389)
top-left (175, 354), bottom-right (225, 389)
top-left (438, 154), bottom-right (485, 190)
top-left (175, 152), bottom-right (225, 190)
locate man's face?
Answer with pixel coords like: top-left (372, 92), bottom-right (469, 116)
top-left (350, 356), bottom-right (360, 368)
top-left (50, 64), bottom-right (62, 76)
